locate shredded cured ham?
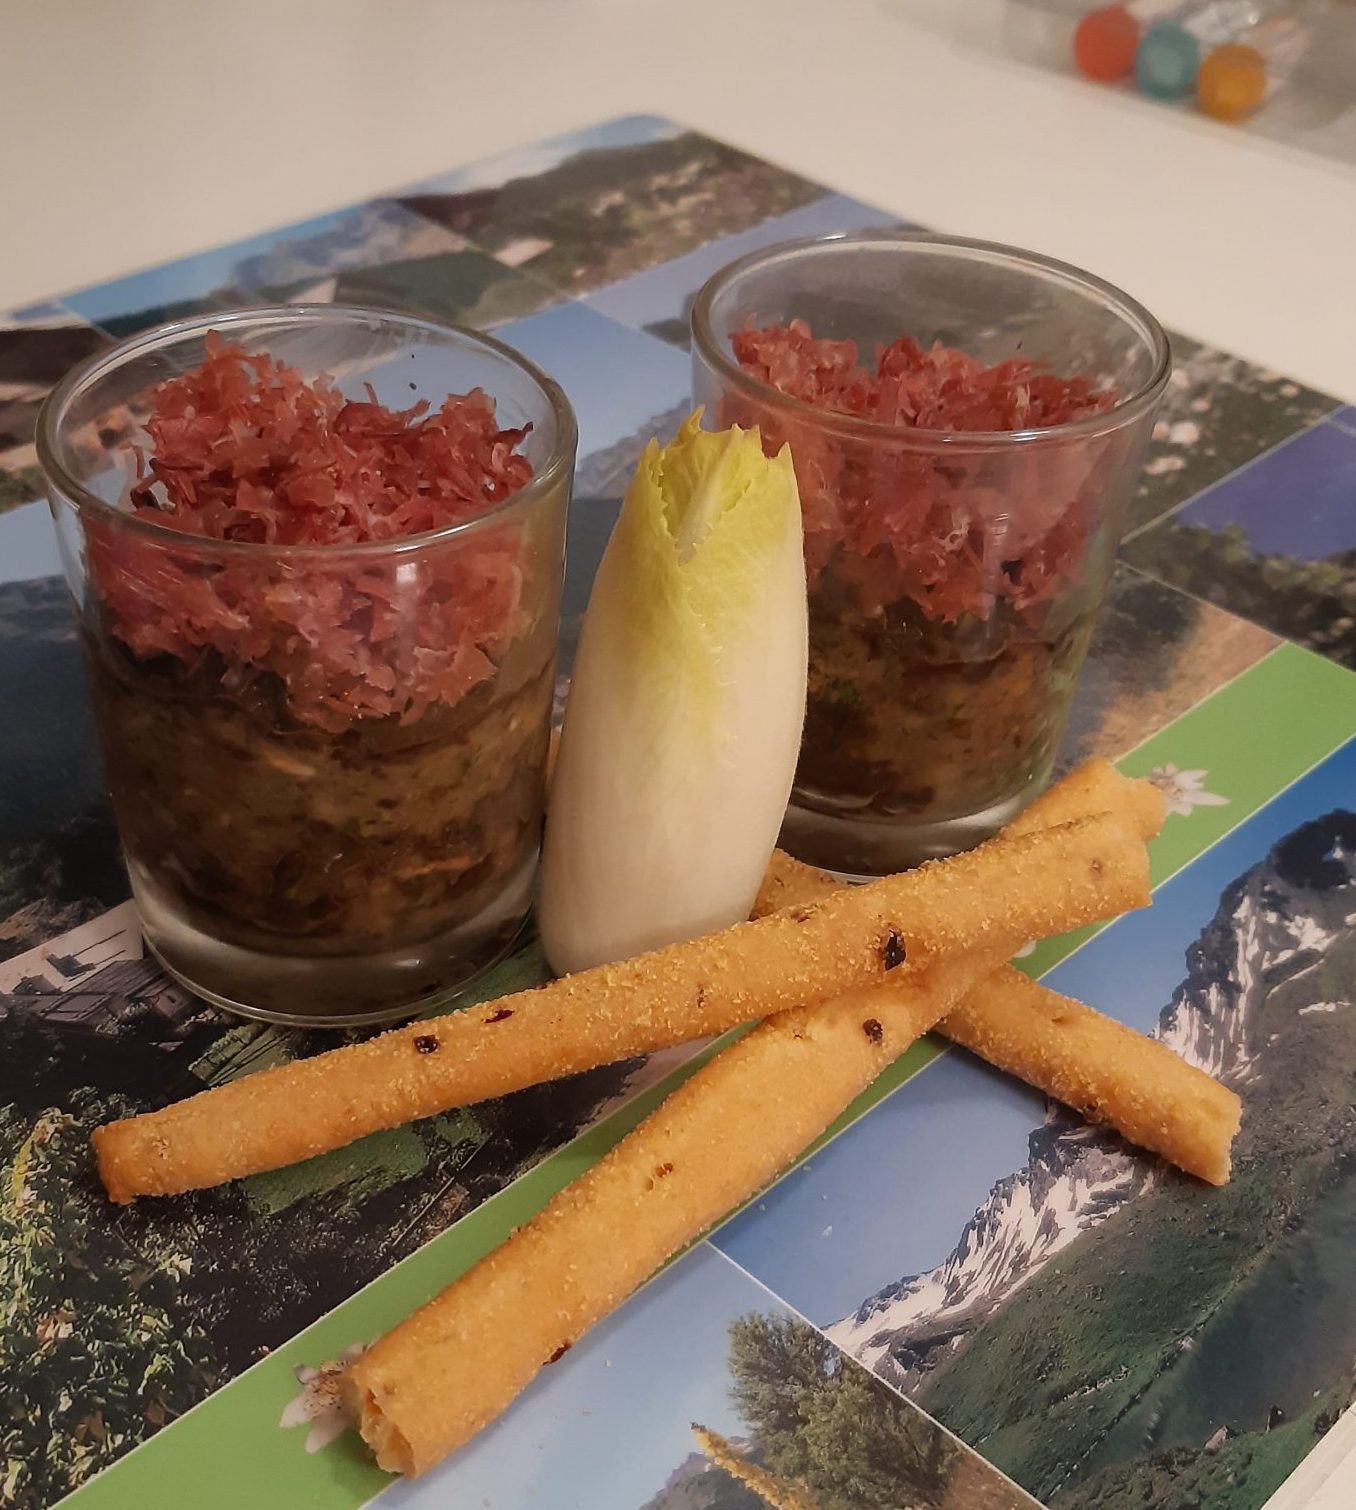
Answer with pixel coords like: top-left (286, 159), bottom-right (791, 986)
top-left (727, 320), bottom-right (1119, 624)
top-left (127, 333), bottom-right (533, 544)
top-left (92, 334), bottom-right (537, 730)
top-left (732, 323), bottom-right (1115, 433)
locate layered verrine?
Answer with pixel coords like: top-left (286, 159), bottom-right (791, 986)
top-left (40, 307), bottom-right (574, 1024)
top-left (693, 233), bottom-right (1169, 873)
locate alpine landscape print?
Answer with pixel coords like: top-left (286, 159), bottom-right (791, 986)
top-left (718, 739), bottom-right (1356, 1510)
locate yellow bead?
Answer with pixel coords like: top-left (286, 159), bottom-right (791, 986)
top-left (1197, 43), bottom-right (1267, 122)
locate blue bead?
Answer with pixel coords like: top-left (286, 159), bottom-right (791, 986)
top-left (1135, 22), bottom-right (1203, 100)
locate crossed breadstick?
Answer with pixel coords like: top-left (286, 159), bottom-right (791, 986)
top-left (755, 763), bottom-right (1240, 1189)
top-left (94, 764), bottom-right (1153, 1202)
top-left (93, 760), bottom-right (1233, 1208)
top-left (337, 760), bottom-right (1239, 1476)
top-left (90, 759), bottom-right (1242, 1477)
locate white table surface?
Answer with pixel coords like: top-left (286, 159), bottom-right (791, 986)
top-left (3, 0), bottom-right (1356, 399)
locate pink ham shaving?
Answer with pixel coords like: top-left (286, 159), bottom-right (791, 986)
top-left (727, 320), bottom-right (1119, 624)
top-left (90, 333), bottom-right (537, 730)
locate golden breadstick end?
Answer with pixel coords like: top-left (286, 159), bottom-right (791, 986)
top-left (341, 950), bottom-right (1000, 1476)
top-left (753, 766), bottom-right (1168, 930)
top-left (1006, 757), bottom-right (1166, 841)
top-left (761, 768), bottom-right (1238, 1186)
top-left (753, 848), bottom-right (842, 918)
top-left (943, 966), bottom-right (1242, 1185)
top-left (93, 811), bottom-right (1147, 1203)
top-left (752, 759), bottom-right (1164, 920)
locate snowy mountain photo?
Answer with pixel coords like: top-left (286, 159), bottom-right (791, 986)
top-left (716, 740), bottom-right (1356, 1510)
top-left (829, 1119), bottom-right (1147, 1391)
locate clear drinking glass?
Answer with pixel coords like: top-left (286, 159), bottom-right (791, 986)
top-left (38, 306), bottom-right (575, 1025)
top-left (692, 232), bottom-right (1170, 875)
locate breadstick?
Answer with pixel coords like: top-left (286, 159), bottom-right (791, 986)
top-left (1008, 757), bottom-right (1166, 841)
top-left (339, 769), bottom-right (1171, 1474)
top-left (341, 948), bottom-right (1004, 1475)
top-left (760, 776), bottom-right (1241, 1185)
top-left (941, 967), bottom-right (1241, 1185)
top-left (751, 758), bottom-right (1164, 918)
top-left (753, 847), bottom-right (842, 917)
top-left (94, 810), bottom-right (1148, 1203)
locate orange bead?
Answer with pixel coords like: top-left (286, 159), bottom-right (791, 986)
top-left (1073, 5), bottom-right (1141, 82)
top-left (1197, 43), bottom-right (1267, 121)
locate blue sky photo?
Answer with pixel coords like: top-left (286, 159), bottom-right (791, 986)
top-left (50, 114), bottom-right (687, 337)
top-left (1176, 414), bottom-right (1356, 559)
top-left (7, 299), bottom-right (85, 326)
top-left (62, 209), bottom-right (356, 327)
top-left (403, 114), bottom-right (681, 199)
top-left (61, 200), bottom-right (458, 329)
top-left (372, 1244), bottom-right (764, 1510)
top-left (715, 1050), bottom-right (1052, 1327)
top-left (583, 191), bottom-right (909, 340)
top-left (497, 302), bottom-right (690, 463)
top-left (0, 502), bottom-right (61, 584)
top-left (713, 736), bottom-right (1356, 1325)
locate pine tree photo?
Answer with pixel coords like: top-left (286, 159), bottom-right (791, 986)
top-left (727, 1313), bottom-right (960, 1510)
top-left (0, 1095), bottom-right (216, 1506)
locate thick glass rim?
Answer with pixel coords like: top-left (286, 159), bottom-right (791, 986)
top-left (35, 303), bottom-right (579, 559)
top-left (690, 231), bottom-right (1173, 449)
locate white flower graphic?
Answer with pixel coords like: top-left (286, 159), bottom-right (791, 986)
top-left (1147, 765), bottom-right (1230, 818)
top-left (279, 1343), bottom-right (367, 1453)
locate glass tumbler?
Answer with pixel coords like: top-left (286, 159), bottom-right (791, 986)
top-left (693, 232), bottom-right (1170, 875)
top-left (38, 306), bottom-right (574, 1026)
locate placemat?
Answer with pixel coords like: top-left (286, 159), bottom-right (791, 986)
top-left (2, 114), bottom-right (1355, 1510)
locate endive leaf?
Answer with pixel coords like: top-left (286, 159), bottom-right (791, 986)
top-left (538, 412), bottom-right (807, 974)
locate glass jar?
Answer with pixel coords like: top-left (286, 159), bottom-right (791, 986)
top-left (38, 306), bottom-right (574, 1025)
top-left (692, 232), bottom-right (1169, 875)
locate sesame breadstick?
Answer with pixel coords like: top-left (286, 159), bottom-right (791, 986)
top-left (341, 948), bottom-right (1003, 1475)
top-left (339, 768), bottom-right (1165, 1474)
top-left (94, 809), bottom-right (1147, 1203)
top-left (759, 769), bottom-right (1241, 1185)
top-left (752, 758), bottom-right (1162, 919)
top-left (941, 967), bottom-right (1241, 1185)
